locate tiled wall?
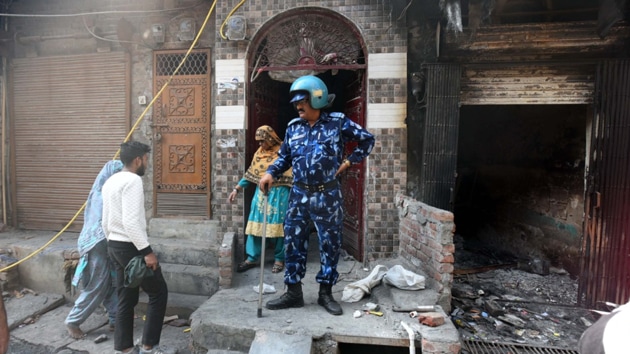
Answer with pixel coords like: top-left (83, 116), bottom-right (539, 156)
top-left (213, 2), bottom-right (408, 261)
top-left (365, 128), bottom-right (407, 260)
top-left (7, 0), bottom-right (410, 262)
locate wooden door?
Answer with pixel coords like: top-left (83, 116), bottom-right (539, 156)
top-left (152, 49), bottom-right (211, 217)
top-left (340, 73), bottom-right (367, 261)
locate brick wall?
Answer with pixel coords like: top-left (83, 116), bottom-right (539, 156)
top-left (397, 193), bottom-right (455, 311)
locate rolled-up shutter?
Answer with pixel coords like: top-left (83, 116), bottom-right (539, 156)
top-left (11, 52), bottom-right (129, 230)
top-left (461, 63), bottom-right (595, 105)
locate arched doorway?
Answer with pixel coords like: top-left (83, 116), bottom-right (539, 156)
top-left (246, 7), bottom-right (369, 261)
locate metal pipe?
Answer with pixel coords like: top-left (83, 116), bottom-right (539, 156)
top-left (400, 321), bottom-right (416, 354)
top-left (1, 56), bottom-right (6, 225)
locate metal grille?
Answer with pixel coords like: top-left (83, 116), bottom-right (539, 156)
top-left (579, 59), bottom-right (630, 307)
top-left (464, 340), bottom-right (578, 354)
top-left (420, 64), bottom-right (461, 210)
top-left (155, 52), bottom-right (208, 76)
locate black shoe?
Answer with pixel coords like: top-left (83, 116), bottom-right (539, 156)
top-left (318, 284), bottom-right (343, 315)
top-left (266, 283), bottom-right (304, 310)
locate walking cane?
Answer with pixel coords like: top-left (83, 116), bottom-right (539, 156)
top-left (257, 192), bottom-right (269, 318)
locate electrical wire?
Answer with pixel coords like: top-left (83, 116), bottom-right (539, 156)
top-left (81, 16), bottom-right (130, 45)
top-left (0, 1), bottom-right (206, 18)
top-left (219, 0), bottom-right (247, 40)
top-left (81, 16), bottom-right (155, 50)
top-left (0, 0), bottom-right (218, 273)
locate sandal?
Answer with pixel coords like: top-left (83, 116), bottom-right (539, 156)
top-left (237, 260), bottom-right (259, 273)
top-left (272, 262), bottom-right (284, 273)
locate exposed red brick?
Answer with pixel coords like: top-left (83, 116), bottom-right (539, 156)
top-left (418, 312), bottom-right (445, 327)
top-left (430, 209), bottom-right (454, 222)
top-left (439, 263), bottom-right (454, 273)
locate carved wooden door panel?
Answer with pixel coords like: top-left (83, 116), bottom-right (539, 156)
top-left (153, 49), bottom-right (211, 217)
top-left (341, 76), bottom-right (366, 261)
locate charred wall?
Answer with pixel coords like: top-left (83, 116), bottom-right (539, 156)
top-left (406, 0), bottom-right (442, 201)
top-left (455, 105), bottom-right (586, 274)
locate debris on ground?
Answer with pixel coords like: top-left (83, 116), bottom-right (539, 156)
top-left (452, 234), bottom-right (598, 349)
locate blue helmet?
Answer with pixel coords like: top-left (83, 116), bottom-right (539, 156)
top-left (289, 75), bottom-right (329, 109)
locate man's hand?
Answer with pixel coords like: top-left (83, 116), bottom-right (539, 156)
top-left (144, 252), bottom-right (159, 271)
top-left (335, 162), bottom-right (351, 177)
top-left (259, 173), bottom-right (274, 194)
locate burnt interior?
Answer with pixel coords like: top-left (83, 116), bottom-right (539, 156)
top-left (454, 105), bottom-right (587, 276)
top-left (459, 0), bottom-right (599, 26)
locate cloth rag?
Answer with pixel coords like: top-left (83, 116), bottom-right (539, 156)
top-left (124, 255), bottom-right (154, 288)
top-left (341, 265), bottom-right (388, 302)
top-left (382, 264), bottom-right (426, 290)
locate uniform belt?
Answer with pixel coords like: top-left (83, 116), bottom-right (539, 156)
top-left (295, 180), bottom-right (339, 193)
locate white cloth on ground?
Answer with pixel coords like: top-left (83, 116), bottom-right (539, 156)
top-left (341, 265), bottom-right (388, 303)
top-left (383, 264), bottom-right (426, 290)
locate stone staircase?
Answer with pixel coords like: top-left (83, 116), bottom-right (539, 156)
top-left (138, 218), bottom-right (227, 318)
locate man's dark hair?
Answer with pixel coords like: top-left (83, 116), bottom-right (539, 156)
top-left (120, 141), bottom-right (151, 166)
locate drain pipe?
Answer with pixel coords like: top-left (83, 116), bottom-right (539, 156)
top-left (400, 321), bottom-right (416, 354)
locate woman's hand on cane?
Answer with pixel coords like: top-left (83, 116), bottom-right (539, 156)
top-left (259, 173), bottom-right (273, 195)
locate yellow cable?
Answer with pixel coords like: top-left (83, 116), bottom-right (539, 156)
top-left (0, 0), bottom-right (218, 273)
top-left (219, 0), bottom-right (247, 40)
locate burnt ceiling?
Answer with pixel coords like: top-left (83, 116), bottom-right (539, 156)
top-left (439, 0), bottom-right (628, 37)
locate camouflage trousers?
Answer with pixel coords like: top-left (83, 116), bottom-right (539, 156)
top-left (283, 186), bottom-right (344, 285)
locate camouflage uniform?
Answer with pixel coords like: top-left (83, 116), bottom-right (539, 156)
top-left (267, 111), bottom-right (375, 285)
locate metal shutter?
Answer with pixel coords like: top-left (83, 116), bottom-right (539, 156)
top-left (461, 64), bottom-right (595, 105)
top-left (11, 52), bottom-right (129, 230)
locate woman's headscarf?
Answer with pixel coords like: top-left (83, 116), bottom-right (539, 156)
top-left (77, 160), bottom-right (124, 255)
top-left (243, 125), bottom-right (292, 186)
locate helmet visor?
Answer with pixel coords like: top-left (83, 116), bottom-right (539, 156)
top-left (290, 92), bottom-right (308, 103)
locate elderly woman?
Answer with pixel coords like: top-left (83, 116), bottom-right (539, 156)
top-left (228, 125), bottom-right (292, 273)
top-left (66, 160), bottom-right (123, 339)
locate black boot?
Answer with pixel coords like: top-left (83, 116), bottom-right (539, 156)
top-left (318, 283), bottom-right (343, 315)
top-left (266, 283), bottom-right (304, 310)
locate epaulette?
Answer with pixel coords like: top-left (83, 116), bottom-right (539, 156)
top-left (328, 112), bottom-right (345, 119)
top-left (288, 117), bottom-right (303, 126)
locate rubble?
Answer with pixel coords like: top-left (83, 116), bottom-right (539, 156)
top-left (452, 234), bottom-right (597, 350)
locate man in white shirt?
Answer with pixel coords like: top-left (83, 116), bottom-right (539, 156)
top-left (103, 141), bottom-right (169, 354)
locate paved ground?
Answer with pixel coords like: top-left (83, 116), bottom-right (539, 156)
top-left (189, 247), bottom-right (459, 354)
top-left (6, 292), bottom-right (193, 354)
top-left (0, 230), bottom-right (459, 354)
top-left (0, 230), bottom-right (194, 354)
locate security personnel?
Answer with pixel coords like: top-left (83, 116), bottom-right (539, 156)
top-left (259, 75), bottom-right (375, 315)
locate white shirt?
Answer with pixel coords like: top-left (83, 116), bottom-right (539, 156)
top-left (102, 170), bottom-right (150, 252)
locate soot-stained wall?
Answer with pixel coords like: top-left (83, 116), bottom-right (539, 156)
top-left (455, 104), bottom-right (586, 275)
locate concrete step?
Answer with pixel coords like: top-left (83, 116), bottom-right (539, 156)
top-left (206, 351), bottom-right (247, 354)
top-left (148, 218), bottom-right (220, 244)
top-left (151, 236), bottom-right (218, 267)
top-left (137, 291), bottom-right (210, 320)
top-left (161, 262), bottom-right (219, 296)
top-left (249, 330), bottom-right (312, 354)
